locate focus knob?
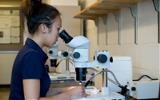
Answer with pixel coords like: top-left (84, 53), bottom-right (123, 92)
top-left (62, 51), bottom-right (69, 57)
top-left (110, 57), bottom-right (113, 63)
top-left (73, 52), bottom-right (80, 59)
top-left (97, 54), bottom-right (107, 63)
top-left (131, 87), bottom-right (136, 91)
top-left (49, 50), bottom-right (53, 54)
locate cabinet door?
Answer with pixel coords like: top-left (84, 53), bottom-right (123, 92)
top-left (0, 52), bottom-right (17, 84)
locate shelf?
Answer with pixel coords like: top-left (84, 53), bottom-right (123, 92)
top-left (74, 0), bottom-right (139, 20)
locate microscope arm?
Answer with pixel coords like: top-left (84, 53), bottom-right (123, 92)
top-left (59, 29), bottom-right (89, 49)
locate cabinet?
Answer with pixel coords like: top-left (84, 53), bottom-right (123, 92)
top-left (0, 52), bottom-right (17, 85)
top-left (74, 0), bottom-right (139, 20)
top-left (74, 0), bottom-right (140, 44)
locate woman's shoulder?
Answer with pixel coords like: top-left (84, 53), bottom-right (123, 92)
top-left (23, 49), bottom-right (41, 59)
top-left (17, 46), bottom-right (40, 60)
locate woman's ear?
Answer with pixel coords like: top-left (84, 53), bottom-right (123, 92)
top-left (39, 24), bottom-right (49, 34)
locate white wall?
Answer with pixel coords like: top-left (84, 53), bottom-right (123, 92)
top-left (42, 0), bottom-right (81, 73)
top-left (87, 0), bottom-right (160, 81)
top-left (24, 0), bottom-right (79, 43)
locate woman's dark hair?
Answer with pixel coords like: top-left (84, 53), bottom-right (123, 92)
top-left (21, 0), bottom-right (60, 34)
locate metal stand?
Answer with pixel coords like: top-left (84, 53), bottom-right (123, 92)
top-left (66, 59), bottom-right (70, 73)
top-left (76, 68), bottom-right (125, 100)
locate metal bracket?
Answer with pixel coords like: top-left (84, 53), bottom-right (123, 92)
top-left (105, 16), bottom-right (108, 45)
top-left (130, 5), bottom-right (138, 45)
top-left (153, 0), bottom-right (160, 43)
top-left (95, 16), bottom-right (107, 45)
top-left (102, 16), bottom-right (107, 25)
top-left (100, 16), bottom-right (108, 45)
top-left (114, 12), bottom-right (121, 45)
top-left (95, 17), bottom-right (100, 45)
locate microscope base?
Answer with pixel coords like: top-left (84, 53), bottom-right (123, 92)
top-left (74, 92), bottom-right (125, 100)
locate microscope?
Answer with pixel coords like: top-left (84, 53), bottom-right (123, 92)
top-left (49, 29), bottom-right (125, 100)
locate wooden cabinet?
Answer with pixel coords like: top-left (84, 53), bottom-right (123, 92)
top-left (74, 0), bottom-right (139, 20)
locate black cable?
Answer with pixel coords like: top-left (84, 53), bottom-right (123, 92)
top-left (133, 75), bottom-right (159, 100)
top-left (133, 75), bottom-right (158, 81)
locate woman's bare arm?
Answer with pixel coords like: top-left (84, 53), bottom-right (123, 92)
top-left (23, 79), bottom-right (84, 100)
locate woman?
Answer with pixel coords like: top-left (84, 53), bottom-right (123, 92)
top-left (9, 0), bottom-right (85, 100)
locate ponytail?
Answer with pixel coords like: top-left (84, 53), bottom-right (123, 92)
top-left (21, 0), bottom-right (60, 34)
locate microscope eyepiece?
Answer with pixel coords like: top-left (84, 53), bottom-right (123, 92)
top-left (59, 30), bottom-right (73, 44)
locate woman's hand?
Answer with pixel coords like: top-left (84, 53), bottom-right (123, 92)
top-left (65, 86), bottom-right (86, 99)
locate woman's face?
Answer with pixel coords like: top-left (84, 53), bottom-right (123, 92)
top-left (44, 16), bottom-right (62, 47)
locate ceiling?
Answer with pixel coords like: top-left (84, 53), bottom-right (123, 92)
top-left (0, 0), bottom-right (21, 1)
top-left (0, 0), bottom-right (21, 7)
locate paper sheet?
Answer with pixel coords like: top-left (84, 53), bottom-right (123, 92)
top-left (0, 9), bottom-right (20, 44)
top-left (10, 36), bottom-right (20, 43)
top-left (0, 28), bottom-right (10, 43)
top-left (11, 16), bottom-right (20, 26)
top-left (11, 27), bottom-right (20, 37)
